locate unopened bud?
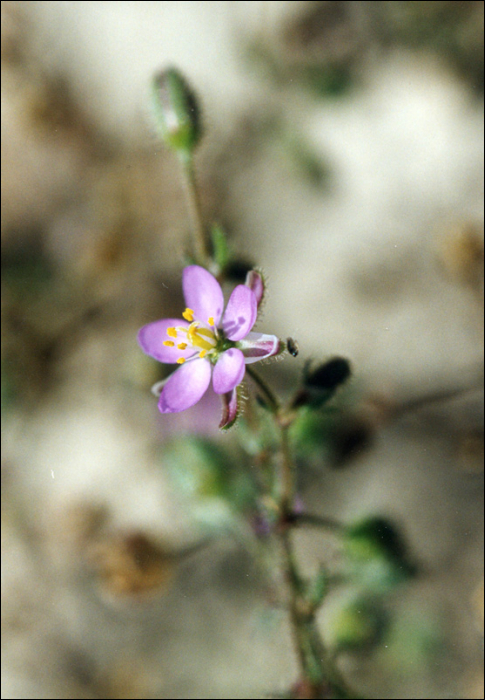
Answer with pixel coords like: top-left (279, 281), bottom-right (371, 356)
top-left (151, 68), bottom-right (201, 156)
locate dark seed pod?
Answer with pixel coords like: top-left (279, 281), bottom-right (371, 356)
top-left (286, 337), bottom-right (299, 357)
top-left (225, 259), bottom-right (255, 283)
top-left (304, 357), bottom-right (351, 392)
top-left (292, 357), bottom-right (352, 409)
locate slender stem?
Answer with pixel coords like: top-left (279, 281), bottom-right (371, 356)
top-left (291, 512), bottom-right (345, 534)
top-left (279, 425), bottom-right (328, 697)
top-left (246, 365), bottom-right (280, 413)
top-left (246, 359), bottom-right (356, 695)
top-left (279, 423), bottom-right (294, 514)
top-left (281, 527), bottom-right (318, 694)
top-left (181, 154), bottom-right (209, 265)
top-left (249, 375), bottom-right (357, 698)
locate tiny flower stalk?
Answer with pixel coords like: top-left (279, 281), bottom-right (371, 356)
top-left (138, 265), bottom-right (283, 428)
top-left (151, 67), bottom-right (208, 265)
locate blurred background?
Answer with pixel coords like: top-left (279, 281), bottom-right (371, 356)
top-left (1, 2), bottom-right (484, 698)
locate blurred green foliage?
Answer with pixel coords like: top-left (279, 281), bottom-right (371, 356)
top-left (345, 517), bottom-right (417, 593)
top-left (162, 436), bottom-right (258, 517)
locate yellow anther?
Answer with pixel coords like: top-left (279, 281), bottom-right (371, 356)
top-left (199, 350), bottom-right (207, 359)
top-left (182, 308), bottom-right (195, 322)
top-left (177, 342), bottom-right (188, 350)
top-left (167, 327), bottom-right (178, 338)
top-left (208, 316), bottom-right (215, 326)
top-left (163, 340), bottom-right (175, 347)
top-left (176, 357), bottom-right (186, 365)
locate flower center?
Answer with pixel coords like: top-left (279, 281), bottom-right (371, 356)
top-left (163, 308), bottom-right (218, 363)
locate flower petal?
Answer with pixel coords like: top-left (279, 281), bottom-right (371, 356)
top-left (138, 319), bottom-right (196, 363)
top-left (183, 265), bottom-right (224, 325)
top-left (222, 285), bottom-right (257, 341)
top-left (237, 332), bottom-right (282, 364)
top-left (212, 348), bottom-right (245, 394)
top-left (219, 387), bottom-right (239, 430)
top-left (158, 359), bottom-right (212, 413)
top-left (245, 270), bottom-right (265, 307)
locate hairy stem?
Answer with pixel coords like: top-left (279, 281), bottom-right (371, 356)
top-left (246, 365), bottom-right (281, 413)
top-left (181, 155), bottom-right (209, 265)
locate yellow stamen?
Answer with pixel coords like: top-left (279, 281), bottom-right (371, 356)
top-left (167, 327), bottom-right (177, 338)
top-left (208, 316), bottom-right (215, 326)
top-left (199, 350), bottom-right (207, 359)
top-left (177, 342), bottom-right (188, 350)
top-left (182, 308), bottom-right (195, 322)
top-left (163, 340), bottom-right (175, 347)
top-left (184, 320), bottom-right (217, 351)
top-left (177, 357), bottom-right (186, 365)
top-left (196, 328), bottom-right (215, 340)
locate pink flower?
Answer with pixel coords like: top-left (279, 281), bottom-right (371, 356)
top-left (138, 266), bottom-right (282, 428)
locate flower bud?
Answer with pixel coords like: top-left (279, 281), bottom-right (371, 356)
top-left (151, 68), bottom-right (201, 156)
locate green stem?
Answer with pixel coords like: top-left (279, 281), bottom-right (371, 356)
top-left (279, 422), bottom-right (294, 515)
top-left (249, 373), bottom-right (358, 698)
top-left (246, 365), bottom-right (280, 413)
top-left (181, 154), bottom-right (209, 265)
top-left (279, 424), bottom-right (326, 697)
top-left (281, 527), bottom-right (317, 689)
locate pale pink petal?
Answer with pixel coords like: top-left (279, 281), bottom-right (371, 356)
top-left (138, 319), bottom-right (196, 363)
top-left (212, 348), bottom-right (245, 394)
top-left (222, 285), bottom-right (257, 341)
top-left (183, 265), bottom-right (224, 325)
top-left (237, 332), bottom-right (282, 364)
top-left (219, 388), bottom-right (239, 430)
top-left (245, 270), bottom-right (265, 307)
top-left (158, 359), bottom-right (212, 413)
